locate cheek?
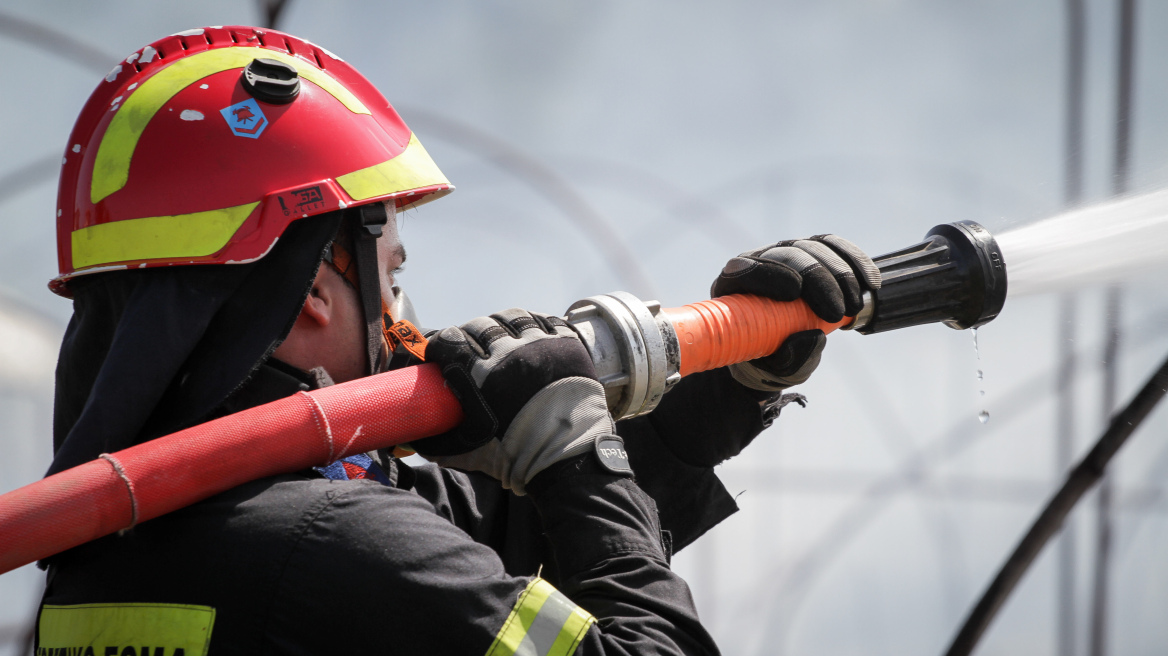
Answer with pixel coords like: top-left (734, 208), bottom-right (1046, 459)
top-left (341, 286), bottom-right (368, 346)
top-left (336, 288), bottom-right (370, 380)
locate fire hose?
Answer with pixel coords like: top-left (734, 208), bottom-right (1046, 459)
top-left (0, 221), bottom-right (1006, 575)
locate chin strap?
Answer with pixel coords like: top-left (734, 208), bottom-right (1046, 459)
top-left (352, 203), bottom-right (390, 375)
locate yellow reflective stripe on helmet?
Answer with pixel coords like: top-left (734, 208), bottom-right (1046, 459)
top-left (91, 47), bottom-right (370, 204)
top-left (486, 578), bottom-right (595, 656)
top-left (39, 603), bottom-right (215, 656)
top-left (336, 134), bottom-right (451, 202)
top-left (71, 201), bottom-right (260, 270)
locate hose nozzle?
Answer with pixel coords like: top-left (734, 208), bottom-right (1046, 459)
top-left (849, 220), bottom-right (1007, 334)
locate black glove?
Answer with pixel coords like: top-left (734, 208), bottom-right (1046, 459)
top-left (411, 309), bottom-right (617, 494)
top-left (711, 235), bottom-right (880, 392)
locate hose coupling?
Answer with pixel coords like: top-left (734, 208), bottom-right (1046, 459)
top-left (564, 292), bottom-right (681, 420)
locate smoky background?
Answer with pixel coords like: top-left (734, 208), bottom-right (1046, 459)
top-left (2, 1), bottom-right (1168, 654)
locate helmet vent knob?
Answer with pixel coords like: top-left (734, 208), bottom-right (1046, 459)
top-left (241, 58), bottom-right (300, 104)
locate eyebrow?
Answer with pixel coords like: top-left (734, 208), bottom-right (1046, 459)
top-left (394, 243), bottom-right (407, 267)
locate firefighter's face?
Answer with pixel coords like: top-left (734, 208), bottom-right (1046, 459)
top-left (272, 203), bottom-right (406, 383)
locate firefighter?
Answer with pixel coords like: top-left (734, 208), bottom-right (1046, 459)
top-left (38, 26), bottom-right (879, 655)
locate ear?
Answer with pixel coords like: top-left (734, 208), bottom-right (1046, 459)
top-left (298, 268), bottom-right (336, 328)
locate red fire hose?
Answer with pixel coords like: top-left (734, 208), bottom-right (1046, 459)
top-left (0, 294), bottom-right (844, 575)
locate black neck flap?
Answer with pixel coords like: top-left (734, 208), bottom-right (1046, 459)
top-left (48, 213), bottom-right (343, 476)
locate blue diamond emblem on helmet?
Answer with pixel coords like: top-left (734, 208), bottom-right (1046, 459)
top-left (220, 98), bottom-right (268, 139)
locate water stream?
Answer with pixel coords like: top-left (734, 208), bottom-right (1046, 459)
top-left (969, 188), bottom-right (1168, 423)
top-left (997, 188), bottom-right (1168, 297)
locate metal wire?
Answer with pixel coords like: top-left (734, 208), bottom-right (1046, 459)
top-left (1090, 3), bottom-right (1138, 653)
top-left (0, 10), bottom-right (116, 74)
top-left (1056, 4), bottom-right (1087, 651)
top-left (944, 350), bottom-right (1168, 656)
top-left (1055, 294), bottom-right (1078, 656)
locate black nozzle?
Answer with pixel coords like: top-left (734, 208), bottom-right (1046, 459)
top-left (854, 220), bottom-right (1007, 334)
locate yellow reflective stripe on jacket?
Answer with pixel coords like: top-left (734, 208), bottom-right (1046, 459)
top-left (486, 578), bottom-right (595, 656)
top-left (336, 134), bottom-right (450, 202)
top-left (38, 603), bottom-right (215, 656)
top-left (71, 201), bottom-right (259, 270)
top-left (92, 47), bottom-right (369, 204)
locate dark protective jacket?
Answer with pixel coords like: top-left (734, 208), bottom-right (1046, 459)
top-left (38, 209), bottom-right (782, 655)
top-left (39, 361), bottom-right (772, 655)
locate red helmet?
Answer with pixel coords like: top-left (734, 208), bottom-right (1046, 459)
top-left (52, 26), bottom-right (452, 296)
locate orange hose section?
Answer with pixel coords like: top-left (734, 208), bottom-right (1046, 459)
top-left (662, 294), bottom-right (851, 377)
top-left (0, 364), bottom-right (462, 575)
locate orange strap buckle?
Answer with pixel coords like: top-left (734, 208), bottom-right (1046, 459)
top-left (382, 299), bottom-right (428, 361)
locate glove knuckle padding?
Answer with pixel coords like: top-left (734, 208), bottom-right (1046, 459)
top-left (810, 234), bottom-right (882, 290)
top-left (433, 325), bottom-right (467, 345)
top-left (426, 327), bottom-right (484, 364)
top-left (490, 307), bottom-right (546, 336)
top-left (793, 239), bottom-right (863, 317)
top-left (490, 307), bottom-right (535, 323)
top-left (530, 311), bottom-right (579, 339)
top-left (793, 239), bottom-right (850, 277)
top-left (757, 245), bottom-right (819, 272)
top-left (459, 315), bottom-right (507, 352)
top-left (719, 256), bottom-right (759, 278)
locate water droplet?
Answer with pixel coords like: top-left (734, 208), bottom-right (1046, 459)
top-left (971, 329), bottom-right (990, 425)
